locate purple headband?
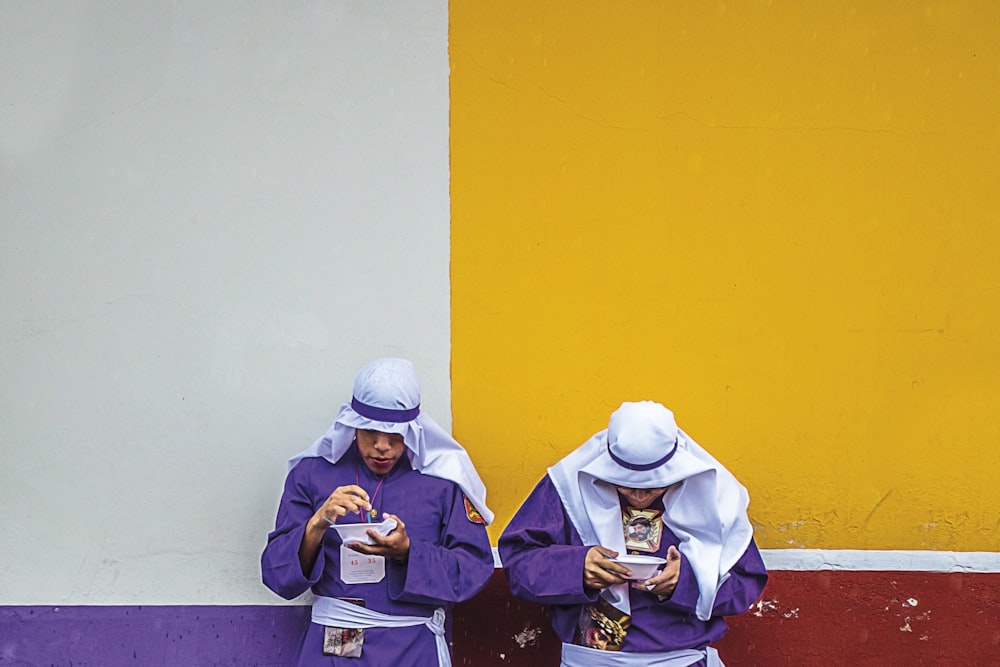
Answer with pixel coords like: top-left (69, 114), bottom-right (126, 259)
top-left (607, 438), bottom-right (678, 471)
top-left (351, 397), bottom-right (420, 423)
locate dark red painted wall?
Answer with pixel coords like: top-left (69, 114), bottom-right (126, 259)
top-left (453, 570), bottom-right (1000, 665)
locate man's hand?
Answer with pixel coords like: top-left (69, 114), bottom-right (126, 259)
top-left (350, 512), bottom-right (411, 562)
top-left (583, 546), bottom-right (630, 590)
top-left (635, 545), bottom-right (682, 597)
top-left (299, 485), bottom-right (372, 576)
top-left (307, 485), bottom-right (372, 533)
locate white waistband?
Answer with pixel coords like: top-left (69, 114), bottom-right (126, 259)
top-left (560, 643), bottom-right (722, 667)
top-left (312, 596), bottom-right (450, 667)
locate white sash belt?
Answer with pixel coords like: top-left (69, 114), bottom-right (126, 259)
top-left (312, 596), bottom-right (450, 667)
top-left (561, 643), bottom-right (723, 667)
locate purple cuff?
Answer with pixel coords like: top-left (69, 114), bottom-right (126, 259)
top-left (351, 397), bottom-right (420, 423)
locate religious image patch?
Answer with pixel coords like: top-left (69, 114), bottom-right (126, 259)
top-left (574, 594), bottom-right (632, 651)
top-left (464, 495), bottom-right (486, 524)
top-left (622, 507), bottom-right (663, 553)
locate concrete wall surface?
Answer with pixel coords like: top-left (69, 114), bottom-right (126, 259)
top-left (1, 0), bottom-right (452, 606)
top-left (3, 0), bottom-right (999, 664)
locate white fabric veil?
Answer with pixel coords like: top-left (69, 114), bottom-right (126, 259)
top-left (288, 358), bottom-right (493, 525)
top-left (548, 401), bottom-right (752, 621)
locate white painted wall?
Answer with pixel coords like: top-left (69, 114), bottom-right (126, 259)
top-left (0, 1), bottom-right (451, 604)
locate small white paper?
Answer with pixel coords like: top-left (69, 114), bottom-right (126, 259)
top-left (330, 518), bottom-right (399, 545)
top-left (339, 544), bottom-right (386, 584)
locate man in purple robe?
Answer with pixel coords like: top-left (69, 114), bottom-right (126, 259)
top-left (261, 358), bottom-right (494, 666)
top-left (499, 401), bottom-right (768, 666)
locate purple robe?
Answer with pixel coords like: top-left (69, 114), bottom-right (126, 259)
top-left (498, 475), bottom-right (768, 660)
top-left (261, 443), bottom-right (494, 666)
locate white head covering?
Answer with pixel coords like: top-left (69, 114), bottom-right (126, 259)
top-left (288, 357), bottom-right (494, 525)
top-left (548, 401), bottom-right (753, 621)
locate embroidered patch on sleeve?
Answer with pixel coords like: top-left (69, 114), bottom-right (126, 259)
top-left (464, 495), bottom-right (487, 524)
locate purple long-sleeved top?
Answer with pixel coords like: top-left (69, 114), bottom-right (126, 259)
top-left (261, 443), bottom-right (494, 666)
top-left (498, 475), bottom-right (768, 657)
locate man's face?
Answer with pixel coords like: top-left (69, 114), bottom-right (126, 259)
top-left (630, 521), bottom-right (651, 540)
top-left (615, 486), bottom-right (667, 509)
top-left (356, 429), bottom-right (405, 475)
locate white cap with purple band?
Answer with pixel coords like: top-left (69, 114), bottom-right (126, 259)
top-left (289, 357), bottom-right (494, 525)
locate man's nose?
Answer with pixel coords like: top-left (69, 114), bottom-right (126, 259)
top-left (374, 434), bottom-right (392, 450)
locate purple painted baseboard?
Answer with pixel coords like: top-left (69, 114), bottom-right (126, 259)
top-left (0, 575), bottom-right (554, 666)
top-left (0, 605), bottom-right (310, 666)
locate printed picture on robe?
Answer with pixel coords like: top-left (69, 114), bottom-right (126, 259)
top-left (622, 507), bottom-right (663, 553)
top-left (574, 595), bottom-right (631, 651)
top-left (322, 598), bottom-right (365, 658)
top-left (323, 626), bottom-right (364, 658)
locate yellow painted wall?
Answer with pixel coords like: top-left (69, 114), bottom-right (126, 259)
top-left (449, 1), bottom-right (1000, 550)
